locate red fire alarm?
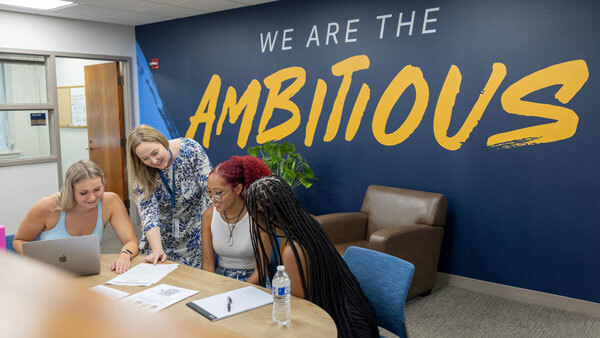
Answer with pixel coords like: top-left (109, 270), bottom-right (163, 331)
top-left (149, 58), bottom-right (159, 70)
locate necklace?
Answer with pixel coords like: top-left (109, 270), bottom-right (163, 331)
top-left (224, 205), bottom-right (245, 247)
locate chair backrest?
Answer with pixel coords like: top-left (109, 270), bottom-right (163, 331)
top-left (361, 185), bottom-right (447, 236)
top-left (344, 246), bottom-right (415, 338)
top-left (5, 234), bottom-right (15, 253)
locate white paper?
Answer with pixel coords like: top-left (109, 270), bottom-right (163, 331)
top-left (121, 283), bottom-right (198, 313)
top-left (106, 263), bottom-right (179, 287)
top-left (70, 87), bottom-right (87, 126)
top-left (89, 285), bottom-right (130, 299)
top-left (189, 286), bottom-right (272, 320)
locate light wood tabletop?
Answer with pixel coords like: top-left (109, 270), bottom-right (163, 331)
top-left (0, 252), bottom-right (229, 338)
top-left (76, 254), bottom-right (337, 337)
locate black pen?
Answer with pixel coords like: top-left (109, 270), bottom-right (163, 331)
top-left (227, 296), bottom-right (232, 312)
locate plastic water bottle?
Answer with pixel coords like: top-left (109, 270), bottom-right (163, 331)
top-left (272, 265), bottom-right (291, 325)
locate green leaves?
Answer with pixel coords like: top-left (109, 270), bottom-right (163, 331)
top-left (247, 141), bottom-right (316, 190)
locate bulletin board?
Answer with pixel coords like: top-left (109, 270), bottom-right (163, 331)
top-left (57, 86), bottom-right (87, 127)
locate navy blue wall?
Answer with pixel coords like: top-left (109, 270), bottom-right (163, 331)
top-left (136, 0), bottom-right (600, 302)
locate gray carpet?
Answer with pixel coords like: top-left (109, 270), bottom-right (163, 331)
top-left (100, 222), bottom-right (140, 254)
top-left (395, 285), bottom-right (600, 338)
top-left (101, 230), bottom-right (600, 337)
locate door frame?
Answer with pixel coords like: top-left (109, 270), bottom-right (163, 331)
top-left (54, 52), bottom-right (136, 191)
top-left (0, 47), bottom-right (137, 221)
top-left (56, 53), bottom-right (137, 224)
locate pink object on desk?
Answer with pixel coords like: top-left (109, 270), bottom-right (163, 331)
top-left (0, 225), bottom-right (5, 251)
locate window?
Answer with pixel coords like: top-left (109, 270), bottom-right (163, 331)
top-left (0, 65), bottom-right (10, 151)
top-left (0, 110), bottom-right (51, 159)
top-left (0, 52), bottom-right (54, 162)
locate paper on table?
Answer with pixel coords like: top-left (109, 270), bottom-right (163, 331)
top-left (187, 286), bottom-right (272, 321)
top-left (106, 263), bottom-right (179, 287)
top-left (89, 285), bottom-right (130, 299)
top-left (121, 283), bottom-right (198, 313)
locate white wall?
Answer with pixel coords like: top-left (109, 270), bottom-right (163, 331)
top-left (56, 58), bottom-right (112, 87)
top-left (0, 10), bottom-right (138, 234)
top-left (58, 127), bottom-right (89, 180)
top-left (0, 162), bottom-right (59, 233)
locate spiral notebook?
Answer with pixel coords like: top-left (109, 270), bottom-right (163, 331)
top-left (186, 286), bottom-right (272, 321)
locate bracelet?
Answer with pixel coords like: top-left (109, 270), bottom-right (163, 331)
top-left (121, 249), bottom-right (134, 258)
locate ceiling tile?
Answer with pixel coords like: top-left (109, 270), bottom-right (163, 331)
top-left (53, 4), bottom-right (126, 18)
top-left (0, 0), bottom-right (278, 26)
top-left (0, 5), bottom-right (43, 15)
top-left (46, 11), bottom-right (112, 24)
top-left (73, 0), bottom-right (158, 11)
top-left (171, 0), bottom-right (245, 12)
top-left (139, 5), bottom-right (207, 18)
top-left (106, 12), bottom-right (170, 25)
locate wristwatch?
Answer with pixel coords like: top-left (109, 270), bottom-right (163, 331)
top-left (121, 249), bottom-right (134, 258)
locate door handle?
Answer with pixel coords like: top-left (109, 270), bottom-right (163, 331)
top-left (88, 140), bottom-right (98, 151)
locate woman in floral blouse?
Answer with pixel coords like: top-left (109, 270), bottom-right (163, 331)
top-left (126, 125), bottom-right (212, 268)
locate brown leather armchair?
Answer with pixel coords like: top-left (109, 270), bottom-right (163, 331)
top-left (315, 185), bottom-right (447, 299)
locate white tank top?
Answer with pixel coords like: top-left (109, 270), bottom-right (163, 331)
top-left (210, 207), bottom-right (255, 269)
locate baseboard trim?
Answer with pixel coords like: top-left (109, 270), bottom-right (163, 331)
top-left (437, 272), bottom-right (600, 318)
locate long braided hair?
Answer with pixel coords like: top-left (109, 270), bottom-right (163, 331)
top-left (245, 175), bottom-right (379, 338)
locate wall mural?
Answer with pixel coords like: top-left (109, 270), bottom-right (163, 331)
top-left (136, 0), bottom-right (600, 303)
top-left (185, 57), bottom-right (588, 150)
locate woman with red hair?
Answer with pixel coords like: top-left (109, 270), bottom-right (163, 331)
top-left (201, 155), bottom-right (272, 283)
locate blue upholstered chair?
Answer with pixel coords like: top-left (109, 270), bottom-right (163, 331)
top-left (5, 234), bottom-right (15, 253)
top-left (343, 246), bottom-right (415, 338)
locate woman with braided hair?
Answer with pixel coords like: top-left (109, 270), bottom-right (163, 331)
top-left (245, 175), bottom-right (379, 338)
top-left (201, 156), bottom-right (272, 283)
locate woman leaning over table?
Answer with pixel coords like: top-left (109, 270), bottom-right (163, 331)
top-left (245, 175), bottom-right (379, 338)
top-left (13, 160), bottom-right (139, 273)
top-left (126, 124), bottom-right (212, 268)
top-left (201, 156), bottom-right (272, 283)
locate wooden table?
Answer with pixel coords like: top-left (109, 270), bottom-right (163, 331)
top-left (0, 252), bottom-right (227, 338)
top-left (76, 254), bottom-right (337, 337)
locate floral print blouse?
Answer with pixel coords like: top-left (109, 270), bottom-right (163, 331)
top-left (135, 138), bottom-right (212, 268)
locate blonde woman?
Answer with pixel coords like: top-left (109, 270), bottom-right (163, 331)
top-left (126, 125), bottom-right (212, 268)
top-left (13, 160), bottom-right (139, 273)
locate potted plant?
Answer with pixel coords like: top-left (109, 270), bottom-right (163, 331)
top-left (247, 141), bottom-right (316, 189)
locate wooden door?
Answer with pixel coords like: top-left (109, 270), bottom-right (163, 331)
top-left (84, 62), bottom-right (127, 205)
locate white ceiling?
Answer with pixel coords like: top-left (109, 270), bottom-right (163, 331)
top-left (0, 0), bottom-right (276, 26)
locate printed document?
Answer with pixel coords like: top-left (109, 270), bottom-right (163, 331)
top-left (106, 263), bottom-right (179, 287)
top-left (121, 283), bottom-right (198, 312)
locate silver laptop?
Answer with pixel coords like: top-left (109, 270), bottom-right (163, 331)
top-left (22, 234), bottom-right (101, 276)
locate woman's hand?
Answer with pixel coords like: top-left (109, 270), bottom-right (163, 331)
top-left (144, 227), bottom-right (166, 265)
top-left (145, 250), bottom-right (167, 264)
top-left (111, 252), bottom-right (132, 274)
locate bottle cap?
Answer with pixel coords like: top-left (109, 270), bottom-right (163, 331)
top-left (277, 265), bottom-right (285, 271)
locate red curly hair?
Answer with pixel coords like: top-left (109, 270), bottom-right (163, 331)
top-left (210, 155), bottom-right (272, 190)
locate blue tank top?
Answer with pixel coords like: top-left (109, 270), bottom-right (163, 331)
top-left (39, 200), bottom-right (103, 244)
